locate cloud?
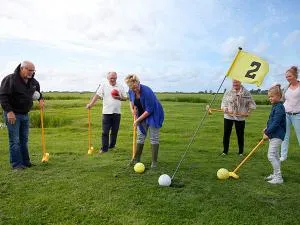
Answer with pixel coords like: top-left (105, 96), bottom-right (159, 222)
top-left (283, 30), bottom-right (300, 46)
top-left (0, 0), bottom-right (232, 58)
top-left (0, 0), bottom-right (299, 92)
top-left (253, 42), bottom-right (270, 55)
top-left (0, 59), bottom-right (22, 76)
top-left (252, 2), bottom-right (289, 34)
top-left (220, 36), bottom-right (246, 58)
top-left (272, 32), bottom-right (280, 39)
top-left (0, 0), bottom-right (160, 54)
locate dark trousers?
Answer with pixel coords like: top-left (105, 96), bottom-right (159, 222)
top-left (223, 118), bottom-right (245, 154)
top-left (102, 114), bottom-right (121, 152)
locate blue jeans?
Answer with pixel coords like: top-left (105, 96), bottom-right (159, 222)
top-left (4, 112), bottom-right (31, 168)
top-left (281, 113), bottom-right (300, 159)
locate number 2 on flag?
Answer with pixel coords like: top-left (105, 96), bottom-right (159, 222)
top-left (245, 61), bottom-right (261, 79)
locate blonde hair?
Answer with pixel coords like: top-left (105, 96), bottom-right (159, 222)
top-left (125, 74), bottom-right (140, 88)
top-left (286, 66), bottom-right (298, 79)
top-left (268, 84), bottom-right (282, 98)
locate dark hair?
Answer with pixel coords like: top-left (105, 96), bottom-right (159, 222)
top-left (286, 66), bottom-right (298, 79)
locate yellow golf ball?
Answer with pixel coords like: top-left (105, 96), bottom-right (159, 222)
top-left (134, 162), bottom-right (145, 174)
top-left (217, 168), bottom-right (229, 180)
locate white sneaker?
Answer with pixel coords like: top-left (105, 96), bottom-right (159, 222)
top-left (267, 177), bottom-right (283, 184)
top-left (264, 174), bottom-right (274, 180)
top-left (151, 162), bottom-right (157, 168)
top-left (280, 156), bottom-right (287, 162)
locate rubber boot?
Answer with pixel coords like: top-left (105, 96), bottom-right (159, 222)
top-left (151, 144), bottom-right (159, 168)
top-left (130, 143), bottom-right (144, 165)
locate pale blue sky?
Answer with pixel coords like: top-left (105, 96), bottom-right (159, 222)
top-left (0, 0), bottom-right (299, 92)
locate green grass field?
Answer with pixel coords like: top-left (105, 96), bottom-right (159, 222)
top-left (0, 93), bottom-right (299, 225)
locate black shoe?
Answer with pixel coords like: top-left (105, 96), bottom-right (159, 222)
top-left (25, 163), bottom-right (36, 168)
top-left (128, 159), bottom-right (137, 166)
top-left (12, 165), bottom-right (26, 170)
top-left (99, 147), bottom-right (108, 153)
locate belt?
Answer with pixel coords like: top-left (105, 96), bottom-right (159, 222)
top-left (286, 112), bottom-right (300, 115)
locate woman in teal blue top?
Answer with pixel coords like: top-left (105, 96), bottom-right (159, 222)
top-left (125, 74), bottom-right (164, 168)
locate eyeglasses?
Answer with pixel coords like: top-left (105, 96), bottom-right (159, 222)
top-left (25, 67), bottom-right (35, 72)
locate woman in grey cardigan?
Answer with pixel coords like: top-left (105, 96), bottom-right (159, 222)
top-left (221, 80), bottom-right (256, 156)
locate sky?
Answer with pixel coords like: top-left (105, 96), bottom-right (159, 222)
top-left (0, 0), bottom-right (299, 92)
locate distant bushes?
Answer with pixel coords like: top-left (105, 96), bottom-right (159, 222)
top-left (159, 94), bottom-right (271, 105)
top-left (31, 104), bottom-right (41, 111)
top-left (160, 96), bottom-right (208, 103)
top-left (255, 99), bottom-right (271, 105)
top-left (0, 109), bottom-right (3, 123)
top-left (41, 92), bottom-right (91, 100)
top-left (0, 109), bottom-right (74, 128)
top-left (43, 95), bottom-right (86, 100)
top-left (39, 92), bottom-right (271, 105)
top-left (30, 112), bottom-right (72, 128)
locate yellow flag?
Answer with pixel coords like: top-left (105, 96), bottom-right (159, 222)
top-left (226, 50), bottom-right (269, 86)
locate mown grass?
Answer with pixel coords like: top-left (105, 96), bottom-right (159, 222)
top-left (0, 93), bottom-right (299, 225)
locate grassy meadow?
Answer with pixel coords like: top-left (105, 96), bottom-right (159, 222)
top-left (0, 92), bottom-right (299, 225)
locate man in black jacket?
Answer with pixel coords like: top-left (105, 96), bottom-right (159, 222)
top-left (0, 61), bottom-right (44, 170)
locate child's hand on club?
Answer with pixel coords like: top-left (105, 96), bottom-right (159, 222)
top-left (263, 133), bottom-right (269, 140)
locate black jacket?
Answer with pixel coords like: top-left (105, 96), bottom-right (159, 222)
top-left (0, 64), bottom-right (42, 114)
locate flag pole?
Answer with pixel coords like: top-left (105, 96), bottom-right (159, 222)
top-left (170, 47), bottom-right (245, 181)
top-left (170, 49), bottom-right (242, 180)
top-left (225, 47), bottom-right (243, 77)
top-left (171, 75), bottom-right (226, 180)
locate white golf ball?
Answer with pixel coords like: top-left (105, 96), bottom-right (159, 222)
top-left (158, 174), bottom-right (172, 187)
top-left (32, 91), bottom-right (40, 100)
